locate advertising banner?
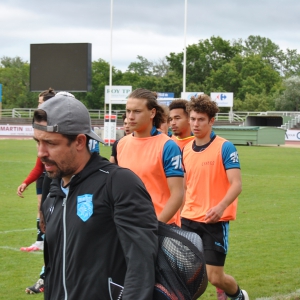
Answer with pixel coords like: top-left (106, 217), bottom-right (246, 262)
top-left (157, 92), bottom-right (175, 106)
top-left (0, 125), bottom-right (33, 136)
top-left (105, 86), bottom-right (132, 104)
top-left (181, 92), bottom-right (203, 100)
top-left (285, 130), bottom-right (300, 141)
top-left (211, 92), bottom-right (234, 107)
top-left (103, 115), bottom-right (117, 144)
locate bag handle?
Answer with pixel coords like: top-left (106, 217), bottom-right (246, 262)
top-left (105, 166), bottom-right (119, 203)
top-left (158, 222), bottom-right (204, 260)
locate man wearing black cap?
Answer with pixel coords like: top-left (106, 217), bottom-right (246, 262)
top-left (33, 94), bottom-right (158, 300)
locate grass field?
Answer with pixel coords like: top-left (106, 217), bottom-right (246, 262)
top-left (0, 140), bottom-right (299, 300)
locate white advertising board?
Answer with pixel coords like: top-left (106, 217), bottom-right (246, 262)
top-left (0, 125), bottom-right (33, 136)
top-left (1, 125), bottom-right (299, 143)
top-left (210, 92), bottom-right (233, 107)
top-left (103, 115), bottom-right (117, 144)
top-left (181, 92), bottom-right (203, 100)
top-left (105, 86), bottom-right (132, 104)
top-left (285, 130), bottom-right (300, 141)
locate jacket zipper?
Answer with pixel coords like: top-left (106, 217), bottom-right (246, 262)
top-left (62, 196), bottom-right (68, 300)
top-left (61, 175), bottom-right (75, 300)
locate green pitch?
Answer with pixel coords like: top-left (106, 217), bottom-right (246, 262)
top-left (0, 140), bottom-right (299, 299)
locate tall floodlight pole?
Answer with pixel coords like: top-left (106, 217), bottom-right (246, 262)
top-left (108, 0), bottom-right (114, 146)
top-left (183, 0), bottom-right (187, 93)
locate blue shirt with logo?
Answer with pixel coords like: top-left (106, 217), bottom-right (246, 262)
top-left (150, 126), bottom-right (184, 178)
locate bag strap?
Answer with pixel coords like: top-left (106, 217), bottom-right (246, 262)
top-left (105, 166), bottom-right (119, 203)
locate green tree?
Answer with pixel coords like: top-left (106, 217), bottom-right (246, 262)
top-left (0, 56), bottom-right (37, 108)
top-left (73, 59), bottom-right (125, 110)
top-left (234, 92), bottom-right (276, 111)
top-left (123, 57), bottom-right (176, 96)
top-left (239, 55), bottom-right (281, 98)
top-left (1, 56), bottom-right (25, 68)
top-left (127, 55), bottom-right (153, 76)
top-left (275, 76), bottom-right (300, 111)
top-left (166, 36), bottom-right (241, 88)
top-left (5, 34), bottom-right (300, 112)
top-left (152, 57), bottom-right (170, 77)
top-left (154, 71), bottom-right (183, 97)
top-left (204, 56), bottom-right (242, 95)
top-left (240, 35), bottom-right (300, 77)
top-left (205, 54), bottom-right (281, 101)
top-left (241, 35), bottom-right (282, 70)
top-left (279, 49), bottom-right (300, 77)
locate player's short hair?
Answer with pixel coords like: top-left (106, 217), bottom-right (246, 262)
top-left (186, 94), bottom-right (219, 120)
top-left (169, 99), bottom-right (189, 117)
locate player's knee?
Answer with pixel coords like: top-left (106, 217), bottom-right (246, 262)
top-left (207, 271), bottom-right (223, 287)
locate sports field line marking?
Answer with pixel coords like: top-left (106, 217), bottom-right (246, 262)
top-left (0, 246), bottom-right (42, 254)
top-left (256, 289), bottom-right (300, 300)
top-left (0, 160), bottom-right (35, 164)
top-left (0, 228), bottom-right (35, 234)
top-left (242, 173), bottom-right (298, 179)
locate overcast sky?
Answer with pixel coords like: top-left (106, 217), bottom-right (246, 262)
top-left (1, 0), bottom-right (300, 71)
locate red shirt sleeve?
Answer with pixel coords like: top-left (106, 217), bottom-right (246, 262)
top-left (23, 157), bottom-right (45, 186)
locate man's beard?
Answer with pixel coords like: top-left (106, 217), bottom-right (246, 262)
top-left (41, 158), bottom-right (70, 179)
top-left (46, 169), bottom-right (62, 179)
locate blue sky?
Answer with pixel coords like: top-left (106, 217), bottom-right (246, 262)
top-left (1, 0), bottom-right (299, 71)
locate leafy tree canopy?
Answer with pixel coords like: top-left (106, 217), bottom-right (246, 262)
top-left (275, 76), bottom-right (300, 111)
top-left (1, 35), bottom-right (300, 111)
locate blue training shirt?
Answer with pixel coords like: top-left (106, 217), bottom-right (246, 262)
top-left (209, 131), bottom-right (240, 170)
top-left (150, 126), bottom-right (184, 178)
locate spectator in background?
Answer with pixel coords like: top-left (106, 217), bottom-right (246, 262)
top-left (158, 104), bottom-right (172, 137)
top-left (17, 87), bottom-right (56, 252)
top-left (109, 113), bottom-right (132, 164)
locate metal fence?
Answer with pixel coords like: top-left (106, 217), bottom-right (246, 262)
top-left (0, 108), bottom-right (126, 120)
top-left (1, 109), bottom-right (300, 129)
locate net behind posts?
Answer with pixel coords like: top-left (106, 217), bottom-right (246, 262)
top-left (153, 222), bottom-right (208, 300)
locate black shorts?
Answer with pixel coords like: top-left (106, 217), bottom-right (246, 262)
top-left (181, 217), bottom-right (229, 266)
top-left (36, 173), bottom-right (45, 195)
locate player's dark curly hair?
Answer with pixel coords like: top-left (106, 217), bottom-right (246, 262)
top-left (169, 99), bottom-right (189, 117)
top-left (128, 88), bottom-right (165, 128)
top-left (186, 94), bottom-right (219, 120)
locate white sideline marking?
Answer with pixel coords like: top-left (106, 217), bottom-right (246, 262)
top-left (0, 246), bottom-right (42, 254)
top-left (0, 160), bottom-right (35, 164)
top-left (0, 228), bottom-right (35, 234)
top-left (243, 173), bottom-right (297, 179)
top-left (256, 289), bottom-right (300, 300)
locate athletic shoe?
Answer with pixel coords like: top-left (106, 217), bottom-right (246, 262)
top-left (216, 287), bottom-right (228, 300)
top-left (20, 241), bottom-right (44, 252)
top-left (25, 278), bottom-right (44, 294)
top-left (242, 289), bottom-right (249, 300)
